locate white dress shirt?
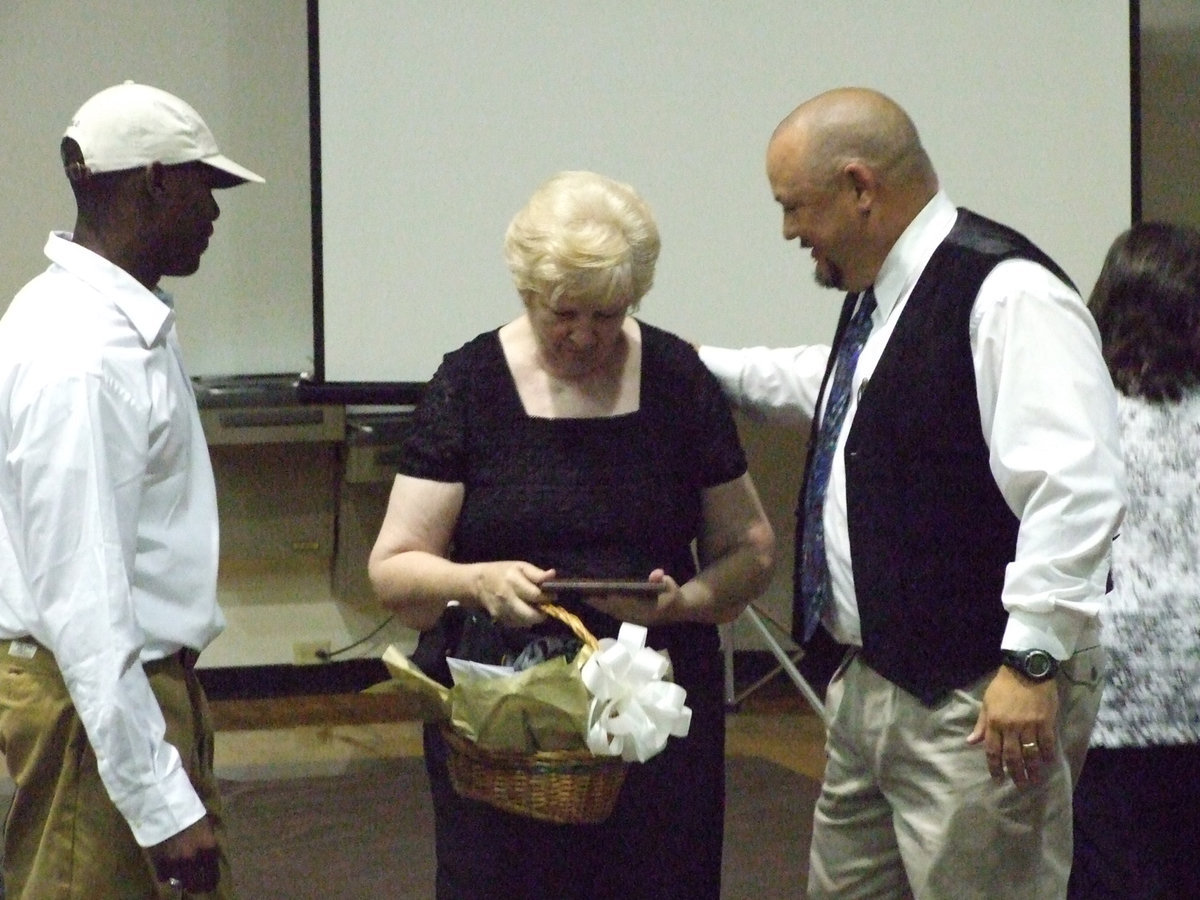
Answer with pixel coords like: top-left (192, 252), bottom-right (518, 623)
top-left (0, 233), bottom-right (223, 846)
top-left (701, 192), bottom-right (1125, 659)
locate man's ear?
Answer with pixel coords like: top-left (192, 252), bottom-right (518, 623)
top-left (843, 161), bottom-right (877, 214)
top-left (60, 137), bottom-right (91, 184)
top-left (142, 161), bottom-right (170, 198)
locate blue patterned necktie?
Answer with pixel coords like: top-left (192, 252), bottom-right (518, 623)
top-left (797, 288), bottom-right (877, 641)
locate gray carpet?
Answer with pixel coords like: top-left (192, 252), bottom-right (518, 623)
top-left (220, 754), bottom-right (818, 899)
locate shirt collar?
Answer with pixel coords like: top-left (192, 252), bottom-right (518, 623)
top-left (870, 190), bottom-right (958, 320)
top-left (44, 231), bottom-right (176, 347)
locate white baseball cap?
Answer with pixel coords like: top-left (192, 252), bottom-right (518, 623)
top-left (64, 81), bottom-right (264, 186)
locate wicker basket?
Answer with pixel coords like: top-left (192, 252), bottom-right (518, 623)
top-left (441, 604), bottom-right (628, 824)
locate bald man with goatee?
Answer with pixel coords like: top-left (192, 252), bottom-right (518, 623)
top-left (700, 87), bottom-right (1126, 899)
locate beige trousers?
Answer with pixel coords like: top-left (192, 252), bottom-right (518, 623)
top-left (0, 642), bottom-right (235, 900)
top-left (807, 646), bottom-right (1105, 900)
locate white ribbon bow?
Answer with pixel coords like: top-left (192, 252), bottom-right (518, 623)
top-left (580, 622), bottom-right (692, 762)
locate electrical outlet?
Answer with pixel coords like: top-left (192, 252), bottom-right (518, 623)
top-left (293, 640), bottom-right (331, 665)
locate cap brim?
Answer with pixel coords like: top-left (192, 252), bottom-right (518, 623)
top-left (202, 153), bottom-right (264, 187)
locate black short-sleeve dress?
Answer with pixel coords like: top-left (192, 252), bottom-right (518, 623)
top-left (402, 321), bottom-right (748, 900)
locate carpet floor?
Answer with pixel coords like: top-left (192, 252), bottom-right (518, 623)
top-left (221, 753), bottom-right (818, 899)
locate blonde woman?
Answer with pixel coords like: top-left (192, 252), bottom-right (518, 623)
top-left (369, 171), bottom-right (775, 900)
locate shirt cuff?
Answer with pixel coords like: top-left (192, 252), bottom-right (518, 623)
top-left (1001, 607), bottom-right (1101, 660)
top-left (120, 766), bottom-right (208, 848)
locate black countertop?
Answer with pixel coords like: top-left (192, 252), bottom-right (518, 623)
top-left (193, 374), bottom-right (304, 409)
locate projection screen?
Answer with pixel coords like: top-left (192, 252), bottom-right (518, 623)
top-left (310, 1), bottom-right (1133, 399)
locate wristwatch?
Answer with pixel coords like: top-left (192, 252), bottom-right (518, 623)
top-left (1001, 649), bottom-right (1059, 682)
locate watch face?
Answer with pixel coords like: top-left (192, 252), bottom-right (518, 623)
top-left (1003, 649), bottom-right (1058, 680)
top-left (1025, 650), bottom-right (1054, 678)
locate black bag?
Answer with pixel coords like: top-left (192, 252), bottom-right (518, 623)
top-left (410, 605), bottom-right (582, 687)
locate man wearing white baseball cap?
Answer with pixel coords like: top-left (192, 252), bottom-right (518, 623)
top-left (0, 82), bottom-right (262, 898)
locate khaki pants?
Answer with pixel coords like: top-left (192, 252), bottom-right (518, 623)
top-left (808, 646), bottom-right (1105, 900)
top-left (0, 642), bottom-right (235, 899)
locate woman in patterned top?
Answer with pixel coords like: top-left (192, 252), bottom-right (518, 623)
top-left (369, 171), bottom-right (776, 899)
top-left (1069, 222), bottom-right (1200, 900)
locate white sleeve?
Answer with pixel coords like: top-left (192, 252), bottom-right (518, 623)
top-left (697, 344), bottom-right (830, 428)
top-left (11, 372), bottom-right (205, 846)
top-left (972, 259), bottom-right (1127, 658)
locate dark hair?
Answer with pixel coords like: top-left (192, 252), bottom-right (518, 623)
top-left (1088, 221), bottom-right (1200, 401)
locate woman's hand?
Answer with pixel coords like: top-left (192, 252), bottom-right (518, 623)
top-left (475, 562), bottom-right (556, 627)
top-left (582, 475), bottom-right (776, 628)
top-left (369, 475), bottom-right (556, 630)
top-left (579, 570), bottom-right (680, 626)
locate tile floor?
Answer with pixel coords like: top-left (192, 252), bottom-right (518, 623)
top-left (210, 672), bottom-right (829, 781)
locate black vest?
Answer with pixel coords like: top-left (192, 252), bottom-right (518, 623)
top-left (793, 209), bottom-right (1073, 705)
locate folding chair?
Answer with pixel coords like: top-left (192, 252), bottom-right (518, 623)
top-left (721, 603), bottom-right (830, 728)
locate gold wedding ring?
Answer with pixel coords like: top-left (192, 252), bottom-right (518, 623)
top-left (1020, 741), bottom-right (1039, 754)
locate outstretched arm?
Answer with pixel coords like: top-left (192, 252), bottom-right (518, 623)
top-left (698, 344), bottom-right (830, 426)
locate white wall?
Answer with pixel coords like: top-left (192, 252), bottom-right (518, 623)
top-left (6, 2), bottom-right (1197, 666)
top-left (3, 3), bottom-right (1136, 383)
top-left (0, 0), bottom-right (313, 378)
top-left (315, 0), bottom-right (1131, 384)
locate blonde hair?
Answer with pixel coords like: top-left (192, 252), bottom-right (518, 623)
top-left (504, 171), bottom-right (660, 310)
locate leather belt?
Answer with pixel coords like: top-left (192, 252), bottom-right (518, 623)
top-left (1, 638), bottom-right (200, 672)
top-left (177, 646), bottom-right (201, 670)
